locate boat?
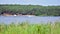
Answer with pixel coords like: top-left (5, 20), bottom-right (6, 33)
top-left (14, 15), bottom-right (17, 16)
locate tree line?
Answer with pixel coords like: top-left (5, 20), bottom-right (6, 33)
top-left (0, 4), bottom-right (60, 16)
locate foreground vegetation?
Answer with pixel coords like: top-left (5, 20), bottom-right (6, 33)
top-left (0, 4), bottom-right (60, 16)
top-left (0, 22), bottom-right (60, 34)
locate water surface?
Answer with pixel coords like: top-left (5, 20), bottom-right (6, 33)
top-left (0, 16), bottom-right (60, 24)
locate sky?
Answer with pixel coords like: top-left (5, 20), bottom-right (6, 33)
top-left (0, 0), bottom-right (60, 6)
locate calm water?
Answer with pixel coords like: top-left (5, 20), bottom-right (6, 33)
top-left (0, 16), bottom-right (60, 24)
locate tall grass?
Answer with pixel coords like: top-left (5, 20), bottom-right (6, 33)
top-left (0, 22), bottom-right (60, 34)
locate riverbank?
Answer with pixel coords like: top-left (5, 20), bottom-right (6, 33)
top-left (1, 13), bottom-right (35, 16)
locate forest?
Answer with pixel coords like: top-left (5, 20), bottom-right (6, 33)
top-left (0, 4), bottom-right (60, 16)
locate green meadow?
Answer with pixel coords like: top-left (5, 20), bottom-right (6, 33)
top-left (0, 22), bottom-right (60, 34)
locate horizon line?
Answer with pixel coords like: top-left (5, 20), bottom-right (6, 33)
top-left (0, 4), bottom-right (60, 6)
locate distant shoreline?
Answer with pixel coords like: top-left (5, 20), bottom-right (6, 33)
top-left (0, 14), bottom-right (35, 16)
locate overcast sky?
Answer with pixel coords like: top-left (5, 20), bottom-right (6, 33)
top-left (0, 0), bottom-right (60, 6)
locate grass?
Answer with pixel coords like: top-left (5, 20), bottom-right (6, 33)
top-left (0, 22), bottom-right (60, 34)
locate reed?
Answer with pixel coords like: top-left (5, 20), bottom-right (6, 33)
top-left (0, 22), bottom-right (60, 34)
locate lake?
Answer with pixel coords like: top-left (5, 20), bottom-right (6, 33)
top-left (0, 16), bottom-right (60, 24)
